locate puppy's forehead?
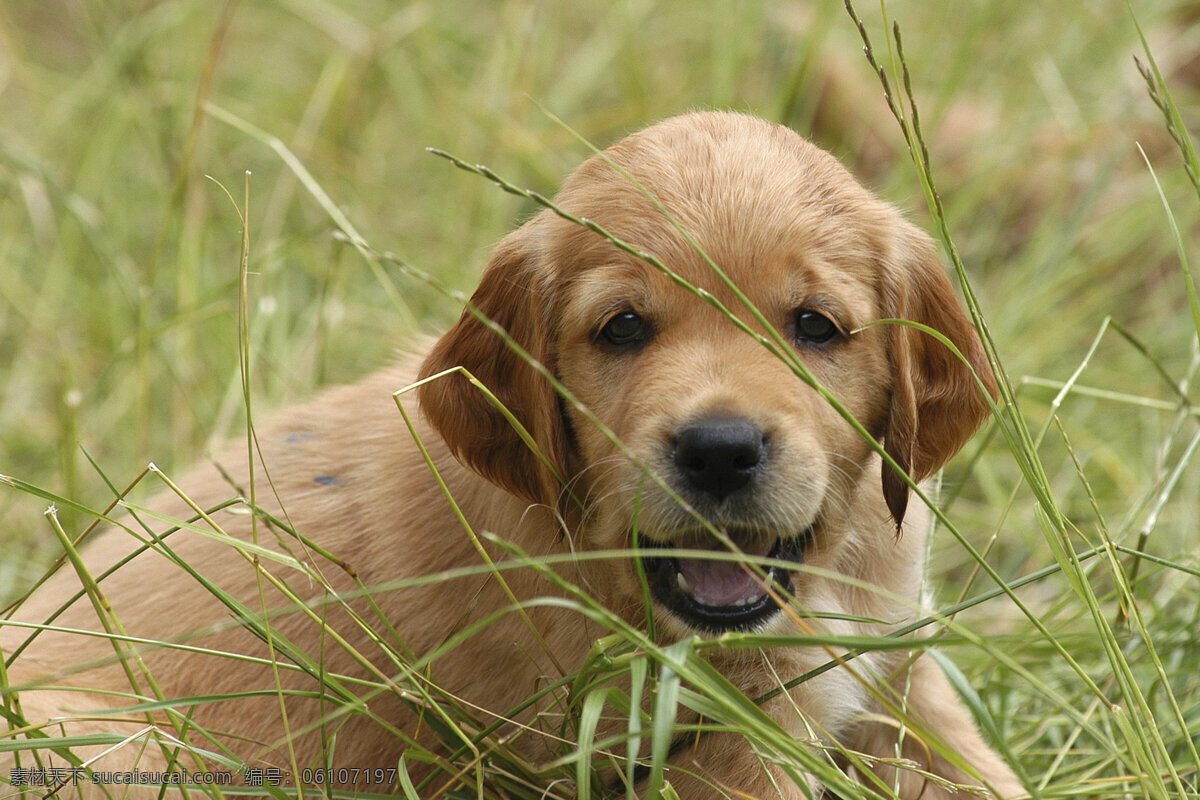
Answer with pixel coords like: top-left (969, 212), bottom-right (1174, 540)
top-left (548, 112), bottom-right (895, 312)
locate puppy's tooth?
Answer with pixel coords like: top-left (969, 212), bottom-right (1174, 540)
top-left (676, 572), bottom-right (691, 594)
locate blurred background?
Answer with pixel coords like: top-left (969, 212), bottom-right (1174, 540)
top-left (2, 0), bottom-right (1198, 740)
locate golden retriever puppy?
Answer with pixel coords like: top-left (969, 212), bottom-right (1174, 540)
top-left (2, 111), bottom-right (1020, 799)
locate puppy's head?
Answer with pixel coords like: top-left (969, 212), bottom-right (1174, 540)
top-left (419, 112), bottom-right (996, 634)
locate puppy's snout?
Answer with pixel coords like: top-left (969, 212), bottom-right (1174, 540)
top-left (673, 416), bottom-right (765, 502)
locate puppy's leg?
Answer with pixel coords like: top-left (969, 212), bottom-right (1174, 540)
top-left (663, 729), bottom-right (821, 800)
top-left (849, 653), bottom-right (1023, 800)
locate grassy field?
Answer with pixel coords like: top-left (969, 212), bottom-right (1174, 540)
top-left (2, 0), bottom-right (1199, 797)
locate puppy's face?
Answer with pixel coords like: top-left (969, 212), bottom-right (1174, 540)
top-left (420, 112), bottom-right (995, 636)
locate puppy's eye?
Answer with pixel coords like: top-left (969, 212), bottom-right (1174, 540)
top-left (599, 311), bottom-right (647, 347)
top-left (794, 309), bottom-right (839, 345)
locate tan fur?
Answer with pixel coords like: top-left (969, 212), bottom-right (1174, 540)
top-left (2, 112), bottom-right (1019, 799)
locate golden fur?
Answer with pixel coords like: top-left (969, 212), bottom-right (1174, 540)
top-left (2, 112), bottom-right (1020, 799)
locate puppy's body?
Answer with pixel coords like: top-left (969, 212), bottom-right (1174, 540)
top-left (3, 113), bottom-right (1020, 799)
top-left (7, 362), bottom-right (580, 777)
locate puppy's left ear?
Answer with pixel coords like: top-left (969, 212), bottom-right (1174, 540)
top-left (417, 217), bottom-right (570, 508)
top-left (881, 229), bottom-right (998, 529)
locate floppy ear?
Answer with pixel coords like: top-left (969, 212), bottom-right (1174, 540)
top-left (881, 231), bottom-right (999, 529)
top-left (417, 220), bottom-right (569, 506)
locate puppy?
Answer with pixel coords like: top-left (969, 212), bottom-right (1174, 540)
top-left (1, 111), bottom-right (1020, 799)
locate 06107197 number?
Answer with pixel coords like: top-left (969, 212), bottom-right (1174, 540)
top-left (300, 768), bottom-right (397, 785)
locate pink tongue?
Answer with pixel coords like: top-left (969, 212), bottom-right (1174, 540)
top-left (677, 558), bottom-right (767, 607)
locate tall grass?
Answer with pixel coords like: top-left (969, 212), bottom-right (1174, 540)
top-left (2, 1), bottom-right (1198, 798)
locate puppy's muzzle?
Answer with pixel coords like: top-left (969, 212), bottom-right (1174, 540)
top-left (637, 415), bottom-right (813, 632)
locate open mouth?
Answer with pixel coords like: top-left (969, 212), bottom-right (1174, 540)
top-left (639, 527), bottom-right (814, 632)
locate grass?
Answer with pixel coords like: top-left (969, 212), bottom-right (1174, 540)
top-left (2, 0), bottom-right (1199, 797)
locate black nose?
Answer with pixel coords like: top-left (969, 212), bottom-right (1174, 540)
top-left (673, 416), bottom-right (765, 502)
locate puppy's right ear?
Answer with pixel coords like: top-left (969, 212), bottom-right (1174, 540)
top-left (417, 220), bottom-right (568, 506)
top-left (880, 229), bottom-right (998, 530)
